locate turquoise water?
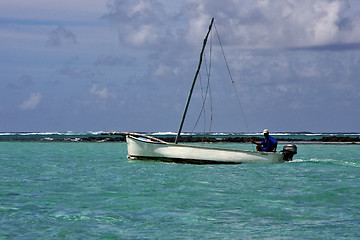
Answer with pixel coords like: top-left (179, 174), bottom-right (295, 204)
top-left (1, 141), bottom-right (359, 239)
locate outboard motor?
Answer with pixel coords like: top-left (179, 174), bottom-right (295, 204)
top-left (282, 144), bottom-right (297, 161)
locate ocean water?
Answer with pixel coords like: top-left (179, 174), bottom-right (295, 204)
top-left (1, 135), bottom-right (360, 239)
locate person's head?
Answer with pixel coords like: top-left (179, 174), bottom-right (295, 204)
top-left (262, 129), bottom-right (269, 138)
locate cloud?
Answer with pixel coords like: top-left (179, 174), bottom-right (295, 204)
top-left (124, 24), bottom-right (159, 47)
top-left (19, 92), bottom-right (42, 110)
top-left (152, 63), bottom-right (180, 77)
top-left (47, 26), bottom-right (77, 47)
top-left (104, 0), bottom-right (177, 47)
top-left (7, 75), bottom-right (34, 90)
top-left (90, 84), bottom-right (116, 100)
top-left (105, 0), bottom-right (360, 50)
top-left (57, 67), bottom-right (95, 79)
top-left (188, 0), bottom-right (360, 49)
top-left (95, 55), bottom-right (136, 66)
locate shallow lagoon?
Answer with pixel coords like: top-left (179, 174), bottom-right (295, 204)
top-left (1, 141), bottom-right (359, 239)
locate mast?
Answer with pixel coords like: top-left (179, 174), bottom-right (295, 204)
top-left (175, 18), bottom-right (214, 144)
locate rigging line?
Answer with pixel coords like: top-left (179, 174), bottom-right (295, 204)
top-left (203, 30), bottom-right (214, 135)
top-left (191, 31), bottom-right (214, 140)
top-left (213, 22), bottom-right (250, 133)
top-left (191, 61), bottom-right (210, 135)
top-left (201, 52), bottom-right (214, 144)
top-left (192, 72), bottom-right (207, 133)
top-left (184, 72), bottom-right (205, 144)
top-left (189, 77), bottom-right (208, 145)
top-left (200, 71), bottom-right (207, 135)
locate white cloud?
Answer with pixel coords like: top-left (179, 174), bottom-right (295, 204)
top-left (153, 64), bottom-right (180, 77)
top-left (90, 84), bottom-right (116, 100)
top-left (124, 25), bottom-right (159, 46)
top-left (185, 13), bottom-right (212, 45)
top-left (103, 0), bottom-right (360, 50)
top-left (105, 0), bottom-right (166, 47)
top-left (19, 92), bottom-right (42, 110)
top-left (185, 0), bottom-right (360, 49)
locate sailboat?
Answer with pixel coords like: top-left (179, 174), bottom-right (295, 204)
top-left (125, 18), bottom-right (297, 164)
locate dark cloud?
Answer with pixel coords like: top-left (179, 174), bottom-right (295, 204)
top-left (47, 26), bottom-right (77, 47)
top-left (337, 17), bottom-right (353, 31)
top-left (57, 67), bottom-right (95, 79)
top-left (95, 56), bottom-right (136, 66)
top-left (289, 42), bottom-right (360, 51)
top-left (7, 75), bottom-right (34, 90)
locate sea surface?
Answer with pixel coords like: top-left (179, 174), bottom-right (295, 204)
top-left (1, 132), bottom-right (359, 239)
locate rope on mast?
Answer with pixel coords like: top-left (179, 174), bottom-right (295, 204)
top-left (213, 22), bottom-right (250, 133)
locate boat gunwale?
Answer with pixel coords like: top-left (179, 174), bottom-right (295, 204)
top-left (128, 155), bottom-right (245, 165)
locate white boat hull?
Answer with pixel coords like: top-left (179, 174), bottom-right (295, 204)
top-left (126, 135), bottom-right (286, 164)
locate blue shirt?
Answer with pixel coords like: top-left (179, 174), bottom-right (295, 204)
top-left (261, 136), bottom-right (278, 152)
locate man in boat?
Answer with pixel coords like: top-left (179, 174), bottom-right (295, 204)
top-left (251, 129), bottom-right (278, 152)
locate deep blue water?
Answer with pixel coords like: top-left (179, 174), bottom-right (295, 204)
top-left (1, 134), bottom-right (360, 239)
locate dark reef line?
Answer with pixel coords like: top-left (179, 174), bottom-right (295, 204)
top-left (1, 135), bottom-right (359, 143)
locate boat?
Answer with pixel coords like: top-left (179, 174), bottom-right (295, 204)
top-left (125, 18), bottom-right (297, 164)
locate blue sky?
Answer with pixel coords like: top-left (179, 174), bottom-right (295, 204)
top-left (1, 0), bottom-right (360, 133)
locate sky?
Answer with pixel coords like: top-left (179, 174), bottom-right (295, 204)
top-left (1, 0), bottom-right (360, 133)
